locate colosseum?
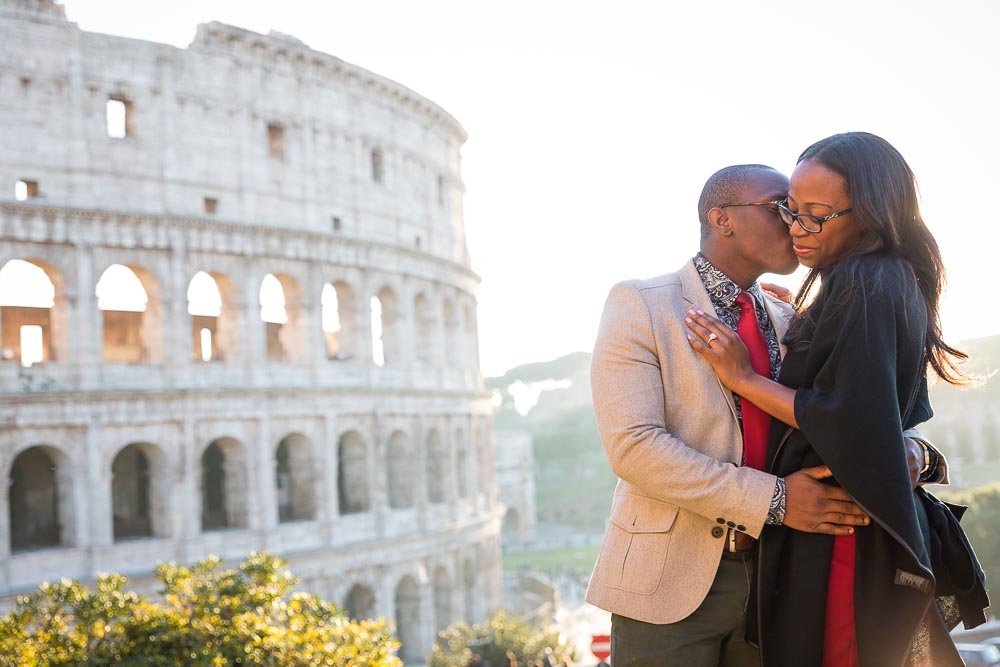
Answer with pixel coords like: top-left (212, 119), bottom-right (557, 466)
top-left (0, 0), bottom-right (502, 661)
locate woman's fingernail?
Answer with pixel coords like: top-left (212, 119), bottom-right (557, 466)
top-left (687, 309), bottom-right (696, 315)
top-left (685, 317), bottom-right (692, 323)
top-left (686, 334), bottom-right (693, 341)
top-left (696, 310), bottom-right (705, 315)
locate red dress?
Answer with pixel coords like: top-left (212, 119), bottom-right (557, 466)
top-left (823, 532), bottom-right (859, 667)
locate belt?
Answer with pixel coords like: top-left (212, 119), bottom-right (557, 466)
top-left (727, 528), bottom-right (756, 552)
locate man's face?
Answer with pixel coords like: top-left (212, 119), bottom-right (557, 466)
top-left (729, 170), bottom-right (798, 275)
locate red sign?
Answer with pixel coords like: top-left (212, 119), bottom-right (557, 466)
top-left (591, 634), bottom-right (611, 661)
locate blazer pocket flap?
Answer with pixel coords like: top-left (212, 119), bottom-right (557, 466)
top-left (609, 494), bottom-right (679, 534)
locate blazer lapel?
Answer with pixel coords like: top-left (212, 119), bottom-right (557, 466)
top-left (678, 261), bottom-right (739, 425)
top-left (760, 292), bottom-right (794, 359)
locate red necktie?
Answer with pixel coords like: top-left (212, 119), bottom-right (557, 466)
top-left (735, 291), bottom-right (772, 471)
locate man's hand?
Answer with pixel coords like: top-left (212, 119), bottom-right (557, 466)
top-left (783, 465), bottom-right (869, 535)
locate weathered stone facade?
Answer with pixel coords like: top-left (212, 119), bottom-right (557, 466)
top-left (494, 430), bottom-right (538, 548)
top-left (0, 1), bottom-right (501, 662)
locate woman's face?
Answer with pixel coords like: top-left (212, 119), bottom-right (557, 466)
top-left (786, 159), bottom-right (865, 269)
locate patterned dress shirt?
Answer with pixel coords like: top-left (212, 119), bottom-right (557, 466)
top-left (693, 253), bottom-right (786, 525)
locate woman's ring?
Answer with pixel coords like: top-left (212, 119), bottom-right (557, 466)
top-left (707, 332), bottom-right (718, 346)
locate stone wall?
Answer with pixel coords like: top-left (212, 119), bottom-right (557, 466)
top-left (0, 2), bottom-right (499, 662)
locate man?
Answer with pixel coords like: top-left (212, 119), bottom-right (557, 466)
top-left (585, 164), bottom-right (945, 666)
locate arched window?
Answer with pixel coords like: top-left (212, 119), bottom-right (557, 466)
top-left (369, 295), bottom-right (384, 367)
top-left (344, 583), bottom-right (376, 621)
top-left (9, 446), bottom-right (62, 551)
top-left (414, 293), bottom-right (435, 366)
top-left (455, 427), bottom-right (469, 499)
top-left (426, 429), bottom-right (447, 503)
top-left (112, 444), bottom-right (153, 540)
top-left (443, 298), bottom-right (461, 369)
top-left (276, 434), bottom-right (315, 522)
top-left (463, 558), bottom-right (477, 623)
top-left (371, 149), bottom-right (384, 184)
top-left (322, 282), bottom-right (356, 360)
top-left (337, 431), bottom-right (369, 514)
top-left (394, 576), bottom-right (421, 663)
top-left (97, 264), bottom-right (162, 363)
top-left (187, 271), bottom-right (229, 362)
top-left (260, 273), bottom-right (305, 363)
top-left (201, 438), bottom-right (248, 531)
top-left (0, 259), bottom-right (57, 366)
top-left (386, 430), bottom-right (413, 509)
top-left (372, 287), bottom-right (400, 367)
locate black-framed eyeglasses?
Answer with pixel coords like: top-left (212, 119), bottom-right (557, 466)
top-left (718, 200), bottom-right (782, 214)
top-left (776, 199), bottom-right (852, 233)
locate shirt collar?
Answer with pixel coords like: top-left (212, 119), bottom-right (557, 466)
top-left (693, 252), bottom-right (753, 308)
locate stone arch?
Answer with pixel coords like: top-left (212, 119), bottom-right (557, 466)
top-left (259, 272), bottom-right (306, 363)
top-left (463, 301), bottom-right (478, 375)
top-left (463, 557), bottom-right (477, 622)
top-left (200, 437), bottom-right (249, 531)
top-left (0, 258), bottom-right (67, 366)
top-left (321, 281), bottom-right (356, 360)
top-left (8, 445), bottom-right (73, 551)
top-left (503, 508), bottom-right (521, 542)
top-left (96, 263), bottom-right (163, 363)
top-left (433, 565), bottom-right (452, 633)
top-left (372, 286), bottom-right (401, 367)
top-left (275, 433), bottom-right (316, 522)
top-left (442, 297), bottom-right (461, 369)
top-left (413, 292), bottom-right (435, 366)
top-left (187, 270), bottom-right (239, 362)
top-left (337, 430), bottom-right (370, 514)
top-left (344, 582), bottom-right (376, 621)
top-left (425, 428), bottom-right (447, 503)
top-left (111, 442), bottom-right (167, 541)
top-left (477, 421), bottom-right (492, 493)
top-left (454, 426), bottom-right (469, 499)
top-left (394, 575), bottom-right (421, 664)
top-left (386, 429), bottom-right (414, 509)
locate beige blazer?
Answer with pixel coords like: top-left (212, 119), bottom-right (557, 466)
top-left (585, 260), bottom-right (794, 625)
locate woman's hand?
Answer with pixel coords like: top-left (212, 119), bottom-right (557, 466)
top-left (685, 309), bottom-right (755, 392)
top-left (759, 281), bottom-right (795, 304)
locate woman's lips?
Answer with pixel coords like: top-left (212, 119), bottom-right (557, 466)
top-left (792, 244), bottom-right (814, 256)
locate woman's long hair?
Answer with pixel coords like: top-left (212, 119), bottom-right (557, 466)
top-left (789, 131), bottom-right (969, 385)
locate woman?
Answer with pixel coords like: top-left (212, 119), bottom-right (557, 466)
top-left (684, 132), bottom-right (987, 667)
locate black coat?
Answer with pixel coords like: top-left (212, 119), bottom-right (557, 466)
top-left (748, 255), bottom-right (985, 667)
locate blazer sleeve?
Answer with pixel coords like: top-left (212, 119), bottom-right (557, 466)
top-left (591, 281), bottom-right (778, 537)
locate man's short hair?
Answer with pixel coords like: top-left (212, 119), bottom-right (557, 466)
top-left (697, 164), bottom-right (778, 240)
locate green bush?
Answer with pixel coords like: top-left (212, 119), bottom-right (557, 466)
top-left (428, 609), bottom-right (573, 667)
top-left (0, 552), bottom-right (400, 667)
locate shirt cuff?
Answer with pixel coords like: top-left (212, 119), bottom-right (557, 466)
top-left (766, 477), bottom-right (786, 526)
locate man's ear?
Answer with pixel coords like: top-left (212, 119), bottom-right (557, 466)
top-left (706, 207), bottom-right (733, 237)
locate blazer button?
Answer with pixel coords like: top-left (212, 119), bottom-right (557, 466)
top-left (716, 518), bottom-right (726, 524)
top-left (712, 527), bottom-right (724, 538)
top-left (727, 521), bottom-right (736, 528)
top-left (737, 525), bottom-right (747, 532)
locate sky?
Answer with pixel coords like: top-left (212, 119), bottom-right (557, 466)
top-left (56, 0), bottom-right (1000, 376)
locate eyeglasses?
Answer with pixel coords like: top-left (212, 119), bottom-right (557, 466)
top-left (718, 200), bottom-right (782, 214)
top-left (776, 199), bottom-right (852, 233)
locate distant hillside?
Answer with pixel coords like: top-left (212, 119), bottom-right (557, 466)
top-left (488, 352), bottom-right (613, 532)
top-left (490, 334), bottom-right (1000, 532)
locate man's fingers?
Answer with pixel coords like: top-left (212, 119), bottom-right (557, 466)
top-left (815, 524), bottom-right (856, 536)
top-left (826, 511), bottom-right (869, 526)
top-left (799, 465), bottom-right (833, 480)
